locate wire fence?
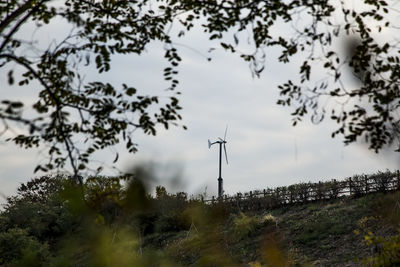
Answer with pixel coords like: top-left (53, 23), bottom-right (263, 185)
top-left (203, 170), bottom-right (400, 211)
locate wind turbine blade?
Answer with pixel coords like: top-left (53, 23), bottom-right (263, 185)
top-left (223, 125), bottom-right (228, 141)
top-left (223, 143), bottom-right (228, 164)
top-left (208, 139), bottom-right (211, 149)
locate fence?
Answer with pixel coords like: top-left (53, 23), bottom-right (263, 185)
top-left (204, 170), bottom-right (400, 211)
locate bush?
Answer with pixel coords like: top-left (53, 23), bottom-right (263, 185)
top-left (371, 171), bottom-right (393, 193)
top-left (262, 214), bottom-right (277, 226)
top-left (231, 213), bottom-right (261, 241)
top-left (0, 228), bottom-right (50, 265)
top-left (358, 231), bottom-right (400, 266)
top-left (155, 212), bottom-right (190, 233)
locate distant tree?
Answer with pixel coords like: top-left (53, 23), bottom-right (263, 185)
top-left (2, 175), bottom-right (77, 241)
top-left (155, 185), bottom-right (168, 199)
top-left (0, 228), bottom-right (50, 266)
top-left (1, 0), bottom-right (398, 181)
top-left (84, 176), bottom-right (124, 223)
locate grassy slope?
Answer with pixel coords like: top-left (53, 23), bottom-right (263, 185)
top-left (143, 191), bottom-right (400, 266)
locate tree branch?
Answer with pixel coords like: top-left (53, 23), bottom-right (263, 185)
top-left (0, 53), bottom-right (61, 108)
top-left (0, 0), bottom-right (48, 34)
top-left (0, 113), bottom-right (40, 132)
top-left (0, 0), bottom-right (46, 52)
top-left (0, 53), bottom-right (81, 183)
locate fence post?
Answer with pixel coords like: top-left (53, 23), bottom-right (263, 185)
top-left (290, 188), bottom-right (293, 204)
top-left (236, 193), bottom-right (241, 211)
top-left (332, 179), bottom-right (338, 198)
top-left (318, 181), bottom-right (322, 200)
top-left (212, 196), bottom-right (215, 204)
top-left (263, 189), bottom-right (266, 197)
top-left (349, 178), bottom-right (352, 196)
top-left (397, 170), bottom-right (400, 190)
top-left (364, 175), bottom-right (369, 194)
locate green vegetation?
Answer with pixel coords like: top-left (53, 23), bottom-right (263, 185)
top-left (2, 1), bottom-right (400, 265)
top-left (1, 173), bottom-right (400, 266)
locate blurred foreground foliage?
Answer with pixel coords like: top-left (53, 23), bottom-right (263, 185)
top-left (0, 174), bottom-right (289, 266)
top-left (354, 192), bottom-right (400, 266)
top-left (1, 174), bottom-right (400, 266)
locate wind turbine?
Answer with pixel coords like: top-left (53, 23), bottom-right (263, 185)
top-left (208, 126), bottom-right (229, 199)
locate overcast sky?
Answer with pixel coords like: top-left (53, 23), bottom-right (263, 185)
top-left (1, 2), bottom-right (399, 201)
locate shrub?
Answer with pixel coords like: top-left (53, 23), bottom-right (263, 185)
top-left (328, 179), bottom-right (340, 199)
top-left (262, 214), bottom-right (277, 226)
top-left (371, 171), bottom-right (393, 193)
top-left (358, 231), bottom-right (400, 266)
top-left (299, 183), bottom-right (312, 202)
top-left (231, 213), bottom-right (261, 241)
top-left (0, 228), bottom-right (50, 265)
top-left (349, 175), bottom-right (365, 197)
top-left (155, 212), bottom-right (190, 233)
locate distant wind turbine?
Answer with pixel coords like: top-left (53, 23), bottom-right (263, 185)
top-left (208, 126), bottom-right (229, 199)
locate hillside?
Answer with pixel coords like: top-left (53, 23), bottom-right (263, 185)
top-left (143, 191), bottom-right (400, 266)
top-left (1, 173), bottom-right (399, 266)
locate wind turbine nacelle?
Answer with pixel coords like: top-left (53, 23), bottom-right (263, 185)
top-left (208, 139), bottom-right (212, 149)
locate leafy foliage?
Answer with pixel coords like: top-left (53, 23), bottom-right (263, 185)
top-left (160, 0), bottom-right (400, 152)
top-left (1, 0), bottom-right (399, 180)
top-left (0, 0), bottom-right (185, 178)
top-left (355, 191), bottom-right (400, 266)
top-left (0, 228), bottom-right (50, 266)
top-left (360, 231), bottom-right (400, 266)
top-left (2, 175), bottom-right (78, 242)
top-left (231, 212), bottom-right (261, 241)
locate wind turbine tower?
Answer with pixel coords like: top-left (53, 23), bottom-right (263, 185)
top-left (208, 126), bottom-right (229, 199)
